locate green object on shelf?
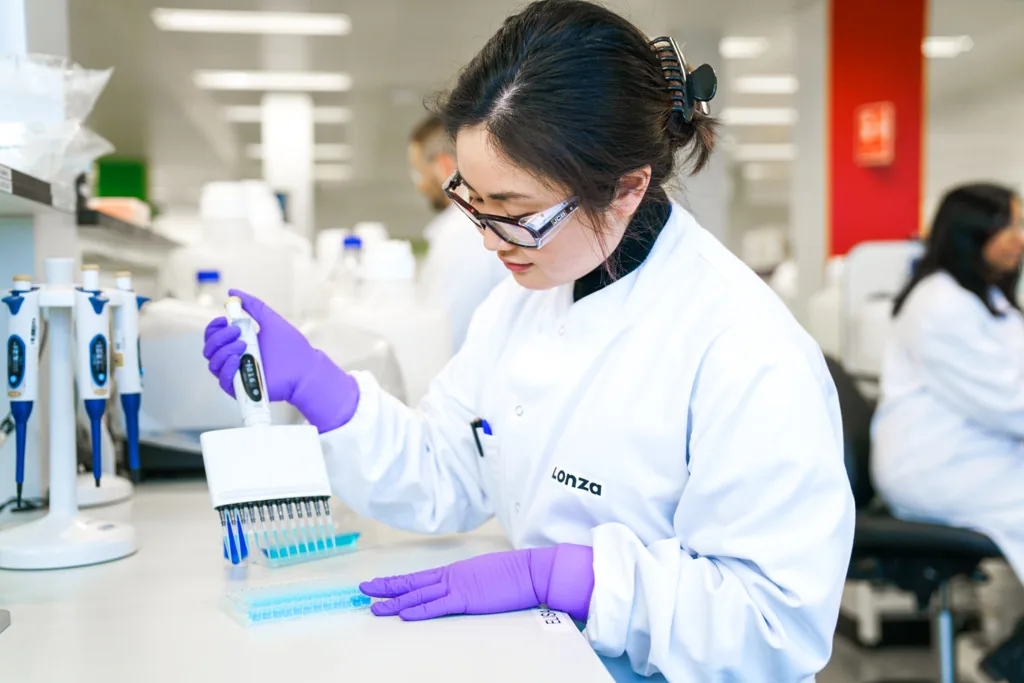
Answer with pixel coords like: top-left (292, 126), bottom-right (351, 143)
top-left (96, 158), bottom-right (148, 202)
top-left (409, 237), bottom-right (429, 258)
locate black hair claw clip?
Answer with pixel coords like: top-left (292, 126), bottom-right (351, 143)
top-left (650, 36), bottom-right (718, 122)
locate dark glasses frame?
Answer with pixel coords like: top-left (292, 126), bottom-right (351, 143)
top-left (443, 171), bottom-right (580, 249)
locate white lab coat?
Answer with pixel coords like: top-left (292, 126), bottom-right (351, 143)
top-left (323, 204), bottom-right (854, 681)
top-left (872, 272), bottom-right (1024, 580)
top-left (420, 204), bottom-right (509, 352)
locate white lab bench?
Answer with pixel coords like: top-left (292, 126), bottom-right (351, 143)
top-left (0, 481), bottom-right (613, 682)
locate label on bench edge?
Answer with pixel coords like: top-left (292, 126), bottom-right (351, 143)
top-left (534, 607), bottom-right (578, 634)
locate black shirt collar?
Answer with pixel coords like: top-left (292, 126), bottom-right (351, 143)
top-left (572, 196), bottom-right (672, 302)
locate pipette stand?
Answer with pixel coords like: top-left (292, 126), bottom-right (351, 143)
top-left (76, 285), bottom-right (138, 507)
top-left (0, 258), bottom-right (136, 569)
top-left (76, 466), bottom-right (132, 508)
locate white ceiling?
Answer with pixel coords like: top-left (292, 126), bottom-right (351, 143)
top-left (66, 0), bottom-right (1024, 236)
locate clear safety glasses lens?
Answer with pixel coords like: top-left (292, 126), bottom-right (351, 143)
top-left (446, 179), bottom-right (578, 249)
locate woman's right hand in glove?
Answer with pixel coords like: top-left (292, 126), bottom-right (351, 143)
top-left (202, 289), bottom-right (360, 433)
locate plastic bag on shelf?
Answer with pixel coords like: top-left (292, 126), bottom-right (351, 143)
top-left (59, 126), bottom-right (114, 181)
top-left (0, 54), bottom-right (113, 181)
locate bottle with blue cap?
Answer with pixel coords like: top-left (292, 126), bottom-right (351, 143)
top-left (329, 235), bottom-right (362, 303)
top-left (196, 270), bottom-right (221, 308)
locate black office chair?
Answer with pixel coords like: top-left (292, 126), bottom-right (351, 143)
top-left (826, 356), bottom-right (1003, 683)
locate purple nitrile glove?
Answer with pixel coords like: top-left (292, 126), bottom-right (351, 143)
top-left (359, 544), bottom-right (595, 622)
top-left (202, 289), bottom-right (359, 433)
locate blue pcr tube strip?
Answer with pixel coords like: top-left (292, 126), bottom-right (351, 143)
top-left (224, 580), bottom-right (371, 626)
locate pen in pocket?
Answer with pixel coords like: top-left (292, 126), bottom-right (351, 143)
top-left (470, 418), bottom-right (492, 457)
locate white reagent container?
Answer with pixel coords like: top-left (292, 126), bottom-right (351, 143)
top-left (332, 240), bottom-right (451, 405)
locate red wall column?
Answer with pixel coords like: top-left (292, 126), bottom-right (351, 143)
top-left (829, 0), bottom-right (927, 255)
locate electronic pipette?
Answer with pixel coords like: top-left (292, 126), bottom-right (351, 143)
top-left (112, 272), bottom-right (145, 482)
top-left (4, 276), bottom-right (40, 506)
top-left (74, 265), bottom-right (110, 488)
top-left (201, 297), bottom-right (347, 567)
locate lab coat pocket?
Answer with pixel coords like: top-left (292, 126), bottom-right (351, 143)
top-left (476, 432), bottom-right (505, 515)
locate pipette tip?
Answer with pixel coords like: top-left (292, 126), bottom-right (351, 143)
top-left (15, 483), bottom-right (22, 507)
top-left (130, 468), bottom-right (141, 484)
top-left (94, 476), bottom-right (101, 488)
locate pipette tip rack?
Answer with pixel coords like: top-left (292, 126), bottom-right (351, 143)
top-left (218, 495), bottom-right (358, 567)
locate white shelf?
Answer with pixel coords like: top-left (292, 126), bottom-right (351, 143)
top-left (0, 165), bottom-right (74, 218)
top-left (78, 210), bottom-right (181, 275)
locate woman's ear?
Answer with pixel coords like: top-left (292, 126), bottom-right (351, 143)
top-left (611, 166), bottom-right (652, 218)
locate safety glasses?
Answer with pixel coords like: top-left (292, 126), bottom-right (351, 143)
top-left (443, 171), bottom-right (579, 249)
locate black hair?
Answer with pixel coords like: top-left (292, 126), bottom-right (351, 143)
top-left (433, 0), bottom-right (716, 227)
top-left (893, 183), bottom-right (1021, 317)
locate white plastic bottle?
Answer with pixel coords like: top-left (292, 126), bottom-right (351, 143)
top-left (328, 235), bottom-right (362, 305)
top-left (331, 240), bottom-right (451, 405)
top-left (195, 270), bottom-right (221, 308)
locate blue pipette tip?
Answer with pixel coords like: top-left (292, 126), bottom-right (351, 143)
top-left (84, 399), bottom-right (106, 486)
top-left (236, 516), bottom-right (248, 560)
top-left (226, 522), bottom-right (240, 565)
top-left (11, 401), bottom-right (31, 505)
top-left (120, 393), bottom-right (142, 474)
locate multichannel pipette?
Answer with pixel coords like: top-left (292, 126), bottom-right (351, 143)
top-left (74, 265), bottom-right (110, 488)
top-left (201, 297), bottom-right (349, 567)
top-left (112, 271), bottom-right (145, 482)
top-left (4, 276), bottom-right (40, 506)
top-left (223, 580), bottom-right (370, 626)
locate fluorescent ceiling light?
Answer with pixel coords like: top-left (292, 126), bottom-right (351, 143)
top-left (194, 70), bottom-right (352, 92)
top-left (923, 35), bottom-right (973, 58)
top-left (223, 105), bottom-right (352, 124)
top-left (743, 162), bottom-right (790, 182)
top-left (222, 105), bottom-right (263, 122)
top-left (152, 9), bottom-right (351, 35)
top-left (733, 144), bottom-right (797, 162)
top-left (312, 107), bottom-right (353, 124)
top-left (246, 143), bottom-right (353, 161)
top-left (733, 75), bottom-right (799, 95)
top-left (720, 107), bottom-right (798, 126)
top-left (315, 164), bottom-right (354, 183)
top-left (720, 37), bottom-right (770, 60)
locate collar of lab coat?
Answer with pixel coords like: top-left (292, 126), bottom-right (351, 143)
top-left (990, 286), bottom-right (1014, 314)
top-left (547, 202), bottom-right (694, 342)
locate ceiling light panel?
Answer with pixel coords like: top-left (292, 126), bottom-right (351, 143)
top-left (224, 105), bottom-right (352, 124)
top-left (195, 71), bottom-right (352, 92)
top-left (720, 107), bottom-right (798, 126)
top-left (733, 75), bottom-right (799, 95)
top-left (152, 9), bottom-right (351, 35)
top-left (720, 37), bottom-right (770, 60)
top-left (923, 35), bottom-right (973, 59)
top-left (315, 164), bottom-right (354, 183)
top-left (733, 144), bottom-right (797, 162)
top-left (246, 144), bottom-right (354, 161)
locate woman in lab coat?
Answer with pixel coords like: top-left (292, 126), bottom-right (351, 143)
top-left (873, 183), bottom-right (1024, 577)
top-left (203, 1), bottom-right (854, 679)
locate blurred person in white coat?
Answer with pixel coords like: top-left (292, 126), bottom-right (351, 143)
top-left (410, 114), bottom-right (508, 352)
top-left (872, 183), bottom-right (1024, 674)
top-left (204, 2), bottom-right (855, 680)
